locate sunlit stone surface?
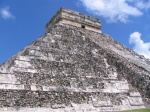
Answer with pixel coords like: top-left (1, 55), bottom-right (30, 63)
top-left (0, 8), bottom-right (149, 112)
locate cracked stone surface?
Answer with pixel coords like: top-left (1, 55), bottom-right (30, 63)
top-left (0, 8), bottom-right (150, 112)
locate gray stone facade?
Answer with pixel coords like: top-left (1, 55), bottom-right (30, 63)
top-left (0, 8), bottom-right (150, 112)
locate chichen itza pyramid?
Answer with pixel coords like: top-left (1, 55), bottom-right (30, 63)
top-left (0, 8), bottom-right (150, 112)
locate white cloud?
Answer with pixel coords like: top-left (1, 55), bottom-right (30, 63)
top-left (0, 7), bottom-right (15, 19)
top-left (129, 32), bottom-right (150, 60)
top-left (127, 0), bottom-right (150, 9)
top-left (80, 0), bottom-right (143, 23)
top-left (135, 0), bottom-right (150, 9)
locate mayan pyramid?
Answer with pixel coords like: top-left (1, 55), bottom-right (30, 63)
top-left (0, 8), bottom-right (150, 112)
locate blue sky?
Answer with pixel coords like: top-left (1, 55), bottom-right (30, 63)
top-left (0, 0), bottom-right (150, 64)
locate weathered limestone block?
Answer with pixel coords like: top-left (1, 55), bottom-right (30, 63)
top-left (9, 67), bottom-right (37, 73)
top-left (0, 73), bottom-right (18, 84)
top-left (128, 97), bottom-right (144, 106)
top-left (31, 85), bottom-right (37, 91)
top-left (129, 92), bottom-right (141, 97)
top-left (0, 84), bottom-right (24, 90)
top-left (16, 56), bottom-right (30, 62)
top-left (115, 82), bottom-right (129, 90)
top-left (92, 100), bottom-right (112, 107)
top-left (34, 41), bottom-right (49, 48)
top-left (23, 48), bottom-right (44, 57)
top-left (12, 60), bottom-right (33, 69)
top-left (102, 82), bottom-right (117, 93)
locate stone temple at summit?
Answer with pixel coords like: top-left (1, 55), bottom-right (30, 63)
top-left (0, 8), bottom-right (150, 112)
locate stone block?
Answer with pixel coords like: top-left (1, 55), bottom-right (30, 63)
top-left (121, 98), bottom-right (130, 106)
top-left (11, 84), bottom-right (24, 90)
top-left (31, 85), bottom-right (37, 91)
top-left (102, 82), bottom-right (118, 93)
top-left (0, 73), bottom-right (17, 84)
top-left (115, 82), bottom-right (129, 90)
top-left (70, 79), bottom-right (78, 88)
top-left (129, 92), bottom-right (141, 97)
top-left (42, 86), bottom-right (50, 91)
top-left (13, 60), bottom-right (32, 68)
top-left (34, 41), bottom-right (49, 48)
top-left (92, 100), bottom-right (112, 107)
top-left (17, 56), bottom-right (30, 62)
top-left (128, 97), bottom-right (144, 106)
top-left (51, 104), bottom-right (65, 109)
top-left (10, 67), bottom-right (37, 73)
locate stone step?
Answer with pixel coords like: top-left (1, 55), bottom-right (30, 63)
top-left (0, 83), bottom-right (133, 94)
top-left (0, 89), bottom-right (144, 110)
top-left (0, 106), bottom-right (145, 112)
top-left (0, 73), bottom-right (18, 84)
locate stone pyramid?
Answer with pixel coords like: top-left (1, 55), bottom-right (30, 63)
top-left (0, 8), bottom-right (150, 112)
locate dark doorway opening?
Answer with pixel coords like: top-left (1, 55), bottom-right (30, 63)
top-left (81, 25), bottom-right (85, 29)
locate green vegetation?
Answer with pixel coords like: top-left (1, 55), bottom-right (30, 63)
top-left (123, 109), bottom-right (150, 112)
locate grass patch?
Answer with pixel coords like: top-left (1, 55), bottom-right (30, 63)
top-left (123, 109), bottom-right (150, 112)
